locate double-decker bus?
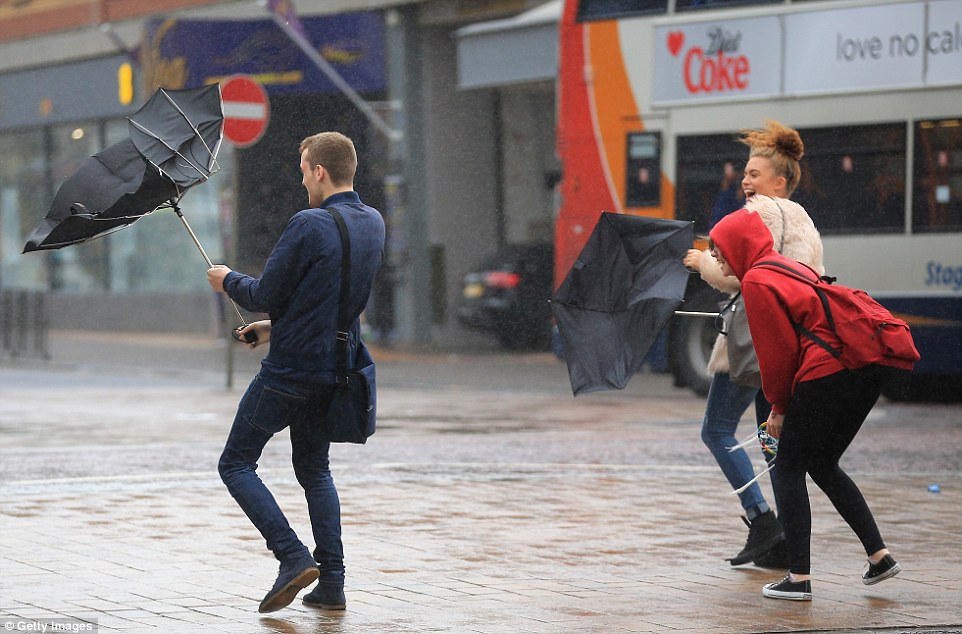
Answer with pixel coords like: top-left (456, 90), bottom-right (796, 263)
top-left (556, 0), bottom-right (962, 399)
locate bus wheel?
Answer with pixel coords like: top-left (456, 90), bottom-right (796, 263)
top-left (669, 316), bottom-right (715, 397)
top-left (882, 374), bottom-right (962, 403)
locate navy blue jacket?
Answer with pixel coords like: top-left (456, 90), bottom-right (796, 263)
top-left (223, 191), bottom-right (385, 383)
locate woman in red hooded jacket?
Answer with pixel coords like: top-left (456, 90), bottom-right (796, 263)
top-left (708, 208), bottom-right (902, 601)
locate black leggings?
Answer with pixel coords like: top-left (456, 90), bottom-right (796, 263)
top-left (775, 366), bottom-right (892, 575)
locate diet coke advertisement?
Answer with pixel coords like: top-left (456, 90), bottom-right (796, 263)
top-left (652, 15), bottom-right (781, 105)
top-left (653, 1), bottom-right (962, 105)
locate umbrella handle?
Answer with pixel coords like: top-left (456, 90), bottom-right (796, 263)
top-left (173, 204), bottom-right (248, 328)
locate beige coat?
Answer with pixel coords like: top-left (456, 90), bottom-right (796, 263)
top-left (696, 196), bottom-right (824, 374)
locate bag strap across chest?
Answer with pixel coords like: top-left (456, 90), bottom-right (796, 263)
top-left (327, 208), bottom-right (353, 376)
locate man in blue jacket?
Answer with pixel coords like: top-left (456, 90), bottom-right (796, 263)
top-left (207, 131), bottom-right (385, 613)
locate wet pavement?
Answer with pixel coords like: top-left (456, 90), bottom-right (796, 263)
top-left (2, 331), bottom-right (961, 633)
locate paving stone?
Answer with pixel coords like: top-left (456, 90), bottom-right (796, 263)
top-left (2, 333), bottom-right (961, 633)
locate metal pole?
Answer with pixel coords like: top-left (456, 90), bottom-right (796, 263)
top-left (674, 311), bottom-right (720, 318)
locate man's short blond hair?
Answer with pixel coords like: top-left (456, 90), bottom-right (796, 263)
top-left (299, 132), bottom-right (357, 186)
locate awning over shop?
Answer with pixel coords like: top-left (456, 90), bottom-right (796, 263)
top-left (455, 0), bottom-right (561, 90)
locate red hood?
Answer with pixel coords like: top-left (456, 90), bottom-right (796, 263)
top-left (708, 209), bottom-right (777, 280)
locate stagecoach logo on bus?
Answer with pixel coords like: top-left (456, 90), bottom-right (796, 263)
top-left (652, 0), bottom-right (962, 105)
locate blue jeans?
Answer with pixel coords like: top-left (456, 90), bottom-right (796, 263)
top-left (700, 372), bottom-right (777, 519)
top-left (218, 373), bottom-right (345, 581)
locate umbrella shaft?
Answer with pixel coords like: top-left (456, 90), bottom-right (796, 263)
top-left (174, 206), bottom-right (248, 327)
top-left (175, 208), bottom-right (214, 268)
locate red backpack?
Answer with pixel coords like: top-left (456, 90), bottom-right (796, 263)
top-left (752, 260), bottom-right (920, 371)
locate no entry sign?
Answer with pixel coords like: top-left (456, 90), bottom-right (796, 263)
top-left (221, 75), bottom-right (270, 148)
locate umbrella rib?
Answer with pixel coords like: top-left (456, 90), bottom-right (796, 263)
top-left (159, 88), bottom-right (220, 176)
top-left (71, 201), bottom-right (167, 222)
top-left (37, 224), bottom-right (137, 249)
top-left (85, 211), bottom-right (158, 222)
top-left (128, 118), bottom-right (210, 182)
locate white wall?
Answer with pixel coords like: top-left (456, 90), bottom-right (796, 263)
top-left (500, 84), bottom-right (557, 244)
top-left (420, 25), bottom-right (500, 342)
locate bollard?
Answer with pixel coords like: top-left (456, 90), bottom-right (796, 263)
top-left (0, 288), bottom-right (51, 360)
top-left (15, 290), bottom-right (28, 358)
top-left (34, 291), bottom-right (50, 359)
top-left (1, 290), bottom-right (12, 356)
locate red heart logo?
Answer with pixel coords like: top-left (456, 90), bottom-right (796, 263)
top-left (667, 31), bottom-right (684, 57)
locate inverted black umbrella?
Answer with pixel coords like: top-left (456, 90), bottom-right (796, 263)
top-left (551, 212), bottom-right (693, 396)
top-left (22, 139), bottom-right (178, 252)
top-left (23, 85), bottom-right (222, 255)
top-left (22, 85), bottom-right (249, 331)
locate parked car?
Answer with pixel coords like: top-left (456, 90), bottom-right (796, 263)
top-left (457, 242), bottom-right (554, 350)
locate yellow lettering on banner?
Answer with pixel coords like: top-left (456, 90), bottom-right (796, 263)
top-left (206, 71), bottom-right (303, 87)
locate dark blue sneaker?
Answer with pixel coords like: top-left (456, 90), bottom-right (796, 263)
top-left (258, 555), bottom-right (321, 613)
top-left (862, 554), bottom-right (901, 585)
top-left (302, 581), bottom-right (346, 610)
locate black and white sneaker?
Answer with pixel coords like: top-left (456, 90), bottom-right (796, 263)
top-left (862, 554), bottom-right (901, 585)
top-left (762, 575), bottom-right (813, 601)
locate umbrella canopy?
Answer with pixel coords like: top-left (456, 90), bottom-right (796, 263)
top-left (128, 84), bottom-right (223, 191)
top-left (22, 140), bottom-right (179, 252)
top-left (551, 212), bottom-right (693, 395)
top-left (22, 85), bottom-right (224, 254)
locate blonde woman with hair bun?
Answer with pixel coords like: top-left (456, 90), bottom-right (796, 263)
top-left (682, 119), bottom-right (823, 572)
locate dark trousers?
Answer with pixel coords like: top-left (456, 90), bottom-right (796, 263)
top-left (775, 365), bottom-right (891, 575)
top-left (218, 373), bottom-right (345, 580)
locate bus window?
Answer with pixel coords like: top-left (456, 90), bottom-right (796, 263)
top-left (576, 0), bottom-right (666, 22)
top-left (626, 132), bottom-right (662, 208)
top-left (794, 124), bottom-right (906, 235)
top-left (675, 0), bottom-right (780, 12)
top-left (675, 134), bottom-right (746, 234)
top-left (914, 119), bottom-right (962, 234)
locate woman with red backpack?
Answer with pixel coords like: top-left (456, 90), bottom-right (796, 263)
top-left (707, 208), bottom-right (903, 601)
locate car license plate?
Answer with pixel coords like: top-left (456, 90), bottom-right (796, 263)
top-left (463, 283), bottom-right (484, 299)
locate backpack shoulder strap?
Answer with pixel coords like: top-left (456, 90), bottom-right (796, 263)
top-left (753, 259), bottom-right (818, 285)
top-left (749, 259), bottom-right (843, 361)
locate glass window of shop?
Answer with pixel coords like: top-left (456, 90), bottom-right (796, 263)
top-left (914, 118), bottom-right (962, 233)
top-left (0, 129), bottom-right (47, 290)
top-left (46, 120), bottom-right (111, 293)
top-left (0, 119), bottom-right (234, 295)
top-left (101, 120), bottom-right (235, 293)
top-left (794, 123), bottom-right (906, 235)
